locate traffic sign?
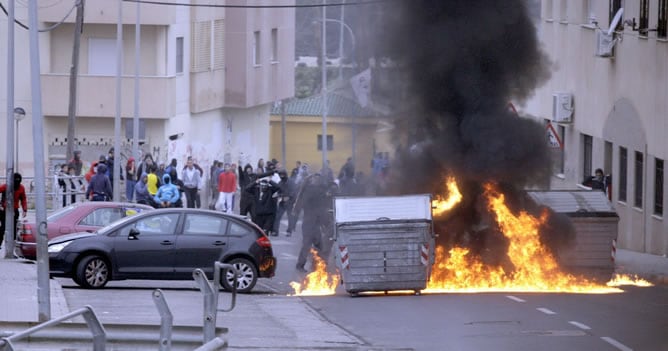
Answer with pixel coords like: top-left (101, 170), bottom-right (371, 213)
top-left (546, 122), bottom-right (563, 149)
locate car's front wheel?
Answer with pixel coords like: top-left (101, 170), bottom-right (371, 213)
top-left (75, 255), bottom-right (110, 289)
top-left (221, 258), bottom-right (257, 293)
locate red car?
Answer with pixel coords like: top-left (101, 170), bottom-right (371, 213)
top-left (15, 202), bottom-right (153, 260)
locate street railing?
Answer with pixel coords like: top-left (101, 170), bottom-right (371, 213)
top-left (0, 305), bottom-right (106, 351)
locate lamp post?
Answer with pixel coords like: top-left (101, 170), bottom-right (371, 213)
top-left (14, 107), bottom-right (25, 167)
top-left (314, 15), bottom-right (357, 169)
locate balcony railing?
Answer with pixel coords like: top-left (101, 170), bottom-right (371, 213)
top-left (39, 0), bottom-right (177, 26)
top-left (41, 74), bottom-right (175, 119)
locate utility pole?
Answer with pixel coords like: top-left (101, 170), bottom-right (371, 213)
top-left (338, 0), bottom-right (345, 80)
top-left (4, 0), bottom-right (17, 259)
top-left (66, 0), bottom-right (85, 160)
top-left (113, 0), bottom-right (123, 202)
top-left (28, 0), bottom-right (51, 322)
top-left (321, 0), bottom-right (328, 171)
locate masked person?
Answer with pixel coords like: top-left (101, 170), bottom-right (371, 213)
top-left (245, 178), bottom-right (279, 235)
top-left (153, 173), bottom-right (181, 208)
top-left (0, 173), bottom-right (28, 249)
top-left (86, 163), bottom-right (112, 201)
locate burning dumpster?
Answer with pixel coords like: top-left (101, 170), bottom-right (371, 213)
top-left (333, 194), bottom-right (435, 295)
top-left (526, 190), bottom-right (619, 279)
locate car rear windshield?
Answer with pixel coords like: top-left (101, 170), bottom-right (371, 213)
top-left (47, 204), bottom-right (77, 221)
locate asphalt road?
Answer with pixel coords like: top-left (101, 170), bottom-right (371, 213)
top-left (54, 227), bottom-right (668, 351)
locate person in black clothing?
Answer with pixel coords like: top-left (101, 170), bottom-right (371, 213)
top-left (238, 164), bottom-right (256, 217)
top-left (245, 178), bottom-right (279, 235)
top-left (292, 173), bottom-right (338, 272)
top-left (168, 168), bottom-right (185, 208)
top-left (87, 163), bottom-right (112, 201)
top-left (272, 170), bottom-right (290, 236)
top-left (285, 168), bottom-right (301, 236)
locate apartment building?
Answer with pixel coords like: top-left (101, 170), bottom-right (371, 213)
top-left (523, 0), bottom-right (667, 255)
top-left (1, 0), bottom-right (294, 177)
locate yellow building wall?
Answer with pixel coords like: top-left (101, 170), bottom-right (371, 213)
top-left (269, 115), bottom-right (383, 177)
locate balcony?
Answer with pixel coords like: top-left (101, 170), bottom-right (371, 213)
top-left (41, 74), bottom-right (175, 119)
top-left (39, 0), bottom-right (177, 26)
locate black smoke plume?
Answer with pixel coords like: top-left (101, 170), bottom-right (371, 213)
top-left (367, 1), bottom-right (574, 263)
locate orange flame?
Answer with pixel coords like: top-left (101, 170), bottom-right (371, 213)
top-left (290, 248), bottom-right (340, 296)
top-left (431, 176), bottom-right (463, 217)
top-left (426, 183), bottom-right (624, 293)
top-left (606, 274), bottom-right (654, 287)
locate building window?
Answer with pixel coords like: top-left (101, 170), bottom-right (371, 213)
top-left (655, 158), bottom-right (664, 216)
top-left (583, 134), bottom-right (593, 181)
top-left (176, 37), bottom-right (184, 74)
top-left (619, 146), bottom-right (627, 202)
top-left (634, 151), bottom-right (644, 208)
top-left (213, 19), bottom-right (225, 70)
top-left (270, 28), bottom-right (278, 63)
top-left (659, 0), bottom-right (668, 38)
top-left (253, 31), bottom-right (261, 66)
top-left (609, 0), bottom-right (623, 32)
top-left (317, 134), bottom-right (333, 151)
top-left (639, 0), bottom-right (649, 36)
top-left (191, 21), bottom-right (212, 72)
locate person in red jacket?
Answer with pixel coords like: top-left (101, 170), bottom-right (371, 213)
top-left (0, 173), bottom-right (28, 249)
top-left (216, 163), bottom-right (237, 213)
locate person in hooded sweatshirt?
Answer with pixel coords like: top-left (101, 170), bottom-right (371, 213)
top-left (86, 163), bottom-right (112, 201)
top-left (153, 173), bottom-right (180, 208)
top-left (0, 173), bottom-right (28, 248)
top-left (134, 172), bottom-right (153, 206)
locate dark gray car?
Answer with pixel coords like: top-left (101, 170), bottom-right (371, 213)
top-left (49, 208), bottom-right (276, 293)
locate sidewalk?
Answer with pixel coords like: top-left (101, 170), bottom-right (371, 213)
top-left (0, 248), bottom-right (365, 350)
top-left (0, 244), bottom-right (666, 349)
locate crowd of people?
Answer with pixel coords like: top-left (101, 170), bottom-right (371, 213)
top-left (8, 148), bottom-right (391, 272)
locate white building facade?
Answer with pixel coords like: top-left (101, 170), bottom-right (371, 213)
top-left (523, 0), bottom-right (667, 255)
top-left (0, 0), bottom-right (294, 182)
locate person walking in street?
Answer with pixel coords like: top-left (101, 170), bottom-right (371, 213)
top-left (216, 163), bottom-right (237, 213)
top-left (246, 178), bottom-right (279, 235)
top-left (272, 170), bottom-right (290, 236)
top-left (86, 163), bottom-right (112, 201)
top-left (292, 173), bottom-right (334, 272)
top-left (285, 168), bottom-right (301, 237)
top-left (238, 164), bottom-right (257, 218)
top-left (182, 156), bottom-right (202, 208)
top-left (0, 173), bottom-right (28, 249)
top-left (125, 157), bottom-right (137, 202)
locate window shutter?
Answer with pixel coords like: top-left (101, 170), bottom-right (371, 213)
top-left (213, 19), bottom-right (225, 70)
top-left (191, 21), bottom-right (212, 72)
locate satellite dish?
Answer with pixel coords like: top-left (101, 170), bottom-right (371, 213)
top-left (608, 8), bottom-right (624, 36)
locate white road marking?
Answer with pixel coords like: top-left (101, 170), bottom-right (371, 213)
top-left (536, 307), bottom-right (556, 315)
top-left (601, 337), bottom-right (633, 351)
top-left (568, 321), bottom-right (591, 330)
top-left (281, 253), bottom-right (298, 259)
top-left (506, 295), bottom-right (525, 303)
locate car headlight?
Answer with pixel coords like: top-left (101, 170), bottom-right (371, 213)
top-left (48, 241), bottom-right (72, 253)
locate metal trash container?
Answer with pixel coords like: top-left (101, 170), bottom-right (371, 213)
top-left (527, 190), bottom-right (619, 279)
top-left (333, 194), bottom-right (435, 295)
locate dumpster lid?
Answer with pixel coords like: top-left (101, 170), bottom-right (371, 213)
top-left (526, 190), bottom-right (617, 216)
top-left (334, 194), bottom-right (432, 223)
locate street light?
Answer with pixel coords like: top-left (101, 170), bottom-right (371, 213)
top-left (312, 18), bottom-right (357, 78)
top-left (14, 107), bottom-right (25, 167)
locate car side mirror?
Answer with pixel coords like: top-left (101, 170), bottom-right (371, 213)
top-left (128, 228), bottom-right (140, 240)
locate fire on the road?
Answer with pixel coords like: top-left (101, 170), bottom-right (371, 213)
top-left (290, 248), bottom-right (339, 296)
top-left (288, 178), bottom-right (652, 296)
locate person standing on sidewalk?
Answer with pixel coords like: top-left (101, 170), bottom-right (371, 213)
top-left (181, 156), bottom-right (202, 208)
top-left (216, 163), bottom-right (237, 213)
top-left (125, 157), bottom-right (137, 202)
top-left (0, 173), bottom-right (28, 249)
top-left (87, 163), bottom-right (112, 201)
